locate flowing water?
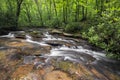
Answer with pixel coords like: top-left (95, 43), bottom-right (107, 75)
top-left (0, 29), bottom-right (120, 80)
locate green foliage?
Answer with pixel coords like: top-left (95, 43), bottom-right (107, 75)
top-left (82, 11), bottom-right (120, 59)
top-left (45, 18), bottom-right (62, 28)
top-left (65, 22), bottom-right (81, 33)
top-left (106, 53), bottom-right (120, 60)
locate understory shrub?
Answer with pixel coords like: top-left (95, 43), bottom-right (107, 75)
top-left (65, 22), bottom-right (82, 33)
top-left (82, 11), bottom-right (120, 60)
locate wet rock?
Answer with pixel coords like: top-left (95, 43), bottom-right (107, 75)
top-left (0, 64), bottom-right (11, 80)
top-left (23, 56), bottom-right (35, 64)
top-left (21, 73), bottom-right (42, 80)
top-left (22, 45), bottom-right (51, 55)
top-left (45, 40), bottom-right (75, 47)
top-left (14, 32), bottom-right (26, 39)
top-left (51, 29), bottom-right (63, 34)
top-left (8, 53), bottom-right (22, 61)
top-left (6, 40), bottom-right (34, 48)
top-left (90, 67), bottom-right (108, 80)
top-left (52, 61), bottom-right (94, 80)
top-left (29, 31), bottom-right (43, 38)
top-left (0, 37), bottom-right (10, 46)
top-left (63, 32), bottom-right (74, 37)
top-left (23, 56), bottom-right (45, 64)
top-left (44, 70), bottom-right (72, 80)
top-left (0, 50), bottom-right (23, 80)
top-left (11, 64), bottom-right (34, 79)
top-left (6, 31), bottom-right (26, 39)
top-left (0, 51), bottom-right (7, 60)
top-left (45, 41), bottom-right (63, 47)
top-left (11, 64), bottom-right (47, 80)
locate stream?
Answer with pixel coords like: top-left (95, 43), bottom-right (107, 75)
top-left (0, 29), bottom-right (120, 80)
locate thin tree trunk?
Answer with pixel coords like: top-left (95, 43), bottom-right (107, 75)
top-left (100, 0), bottom-right (103, 15)
top-left (24, 4), bottom-right (31, 25)
top-left (34, 0), bottom-right (43, 26)
top-left (16, 0), bottom-right (23, 27)
top-left (65, 0), bottom-right (68, 23)
top-left (63, 0), bottom-right (66, 23)
top-left (45, 0), bottom-right (51, 20)
top-left (53, 0), bottom-right (57, 17)
top-left (63, 0), bottom-right (68, 24)
top-left (81, 5), bottom-right (85, 21)
top-left (49, 0), bottom-right (52, 19)
top-left (75, 0), bottom-right (80, 22)
top-left (85, 0), bottom-right (87, 20)
top-left (96, 0), bottom-right (98, 11)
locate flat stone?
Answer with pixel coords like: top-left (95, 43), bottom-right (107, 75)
top-left (51, 29), bottom-right (63, 34)
top-left (63, 32), bottom-right (73, 37)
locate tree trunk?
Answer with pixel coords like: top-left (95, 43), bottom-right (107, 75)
top-left (63, 0), bottom-right (66, 23)
top-left (24, 3), bottom-right (31, 26)
top-left (16, 0), bottom-right (23, 27)
top-left (34, 0), bottom-right (43, 26)
top-left (85, 0), bottom-right (87, 20)
top-left (96, 0), bottom-right (98, 11)
top-left (65, 0), bottom-right (68, 23)
top-left (75, 0), bottom-right (80, 22)
top-left (81, 5), bottom-right (85, 21)
top-left (45, 0), bottom-right (51, 20)
top-left (53, 0), bottom-right (57, 17)
top-left (63, 0), bottom-right (68, 24)
top-left (100, 0), bottom-right (103, 15)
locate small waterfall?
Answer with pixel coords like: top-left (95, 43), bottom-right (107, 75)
top-left (25, 34), bottom-right (49, 46)
top-left (26, 34), bottom-right (32, 40)
top-left (43, 32), bottom-right (75, 44)
top-left (0, 32), bottom-right (14, 38)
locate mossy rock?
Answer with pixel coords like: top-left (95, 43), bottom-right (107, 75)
top-left (29, 31), bottom-right (43, 38)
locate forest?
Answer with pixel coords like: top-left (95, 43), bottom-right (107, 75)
top-left (0, 0), bottom-right (120, 59)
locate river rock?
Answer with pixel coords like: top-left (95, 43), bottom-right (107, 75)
top-left (63, 32), bottom-right (74, 37)
top-left (29, 31), bottom-right (43, 38)
top-left (44, 70), bottom-right (72, 80)
top-left (45, 40), bottom-right (75, 47)
top-left (11, 64), bottom-right (47, 80)
top-left (11, 64), bottom-right (34, 79)
top-left (51, 29), bottom-right (63, 34)
top-left (6, 40), bottom-right (34, 48)
top-left (10, 31), bottom-right (26, 39)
